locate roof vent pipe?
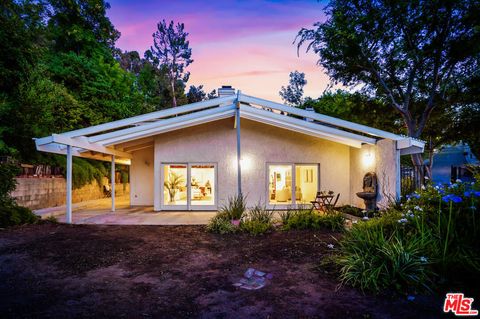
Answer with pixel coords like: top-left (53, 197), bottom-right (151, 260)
top-left (305, 107), bottom-right (314, 122)
top-left (218, 85), bottom-right (236, 97)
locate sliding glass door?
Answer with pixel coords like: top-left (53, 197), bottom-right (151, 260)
top-left (268, 163), bottom-right (319, 206)
top-left (162, 163), bottom-right (217, 210)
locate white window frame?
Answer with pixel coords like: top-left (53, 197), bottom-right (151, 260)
top-left (160, 162), bottom-right (218, 211)
top-left (265, 163), bottom-right (320, 209)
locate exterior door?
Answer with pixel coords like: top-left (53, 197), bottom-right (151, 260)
top-left (161, 163), bottom-right (217, 211)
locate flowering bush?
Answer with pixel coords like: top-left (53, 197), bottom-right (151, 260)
top-left (335, 178), bottom-right (480, 293)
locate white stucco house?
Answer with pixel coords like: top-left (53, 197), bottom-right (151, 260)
top-left (35, 87), bottom-right (424, 223)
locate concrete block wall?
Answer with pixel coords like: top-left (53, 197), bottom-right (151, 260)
top-left (11, 177), bottom-right (129, 210)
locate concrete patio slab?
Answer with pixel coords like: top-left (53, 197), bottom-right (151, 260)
top-left (34, 196), bottom-right (216, 225)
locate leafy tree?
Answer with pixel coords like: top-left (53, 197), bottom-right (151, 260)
top-left (149, 20), bottom-right (193, 107)
top-left (279, 71), bottom-right (307, 106)
top-left (46, 0), bottom-right (120, 57)
top-left (296, 0), bottom-right (480, 175)
top-left (303, 90), bottom-right (399, 132)
top-left (207, 89), bottom-right (217, 100)
top-left (186, 85), bottom-right (207, 103)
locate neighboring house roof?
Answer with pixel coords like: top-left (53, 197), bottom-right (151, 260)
top-left (34, 91), bottom-right (425, 165)
top-left (431, 144), bottom-right (479, 183)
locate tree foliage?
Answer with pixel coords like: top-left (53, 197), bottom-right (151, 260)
top-left (279, 71), bottom-right (307, 106)
top-left (296, 0), bottom-right (480, 171)
top-left (149, 20), bottom-right (193, 108)
top-left (303, 90), bottom-right (400, 132)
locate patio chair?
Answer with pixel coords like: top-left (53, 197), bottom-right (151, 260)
top-left (103, 184), bottom-right (112, 197)
top-left (325, 193), bottom-right (340, 210)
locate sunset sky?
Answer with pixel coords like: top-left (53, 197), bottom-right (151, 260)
top-left (107, 0), bottom-right (332, 101)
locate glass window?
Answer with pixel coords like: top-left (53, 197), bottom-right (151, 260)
top-left (295, 165), bottom-right (318, 204)
top-left (190, 164), bottom-right (215, 206)
top-left (163, 164), bottom-right (187, 205)
top-left (268, 165), bottom-right (293, 204)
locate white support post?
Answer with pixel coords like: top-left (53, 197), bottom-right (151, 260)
top-left (66, 145), bottom-right (72, 224)
top-left (236, 91), bottom-right (242, 196)
top-left (111, 155), bottom-right (115, 212)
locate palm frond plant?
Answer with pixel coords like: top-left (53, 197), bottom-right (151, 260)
top-left (164, 172), bottom-right (185, 203)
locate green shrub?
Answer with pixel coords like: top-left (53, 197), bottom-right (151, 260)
top-left (239, 203), bottom-right (274, 235)
top-left (240, 219), bottom-right (272, 235)
top-left (43, 215), bottom-right (59, 224)
top-left (336, 205), bottom-right (366, 217)
top-left (336, 178), bottom-right (480, 294)
top-left (283, 209), bottom-right (345, 231)
top-left (246, 203), bottom-right (274, 224)
top-left (0, 164), bottom-right (19, 199)
top-left (336, 212), bottom-right (434, 293)
top-left (279, 208), bottom-right (297, 225)
top-left (219, 194), bottom-right (246, 220)
top-left (206, 213), bottom-right (237, 234)
top-left (0, 202), bottom-right (38, 228)
top-left (0, 163), bottom-right (38, 228)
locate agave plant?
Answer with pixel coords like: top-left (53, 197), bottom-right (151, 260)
top-left (164, 172), bottom-right (185, 203)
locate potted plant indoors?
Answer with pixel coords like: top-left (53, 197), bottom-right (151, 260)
top-left (164, 172), bottom-right (185, 203)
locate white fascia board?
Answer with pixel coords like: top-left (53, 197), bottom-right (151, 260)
top-left (51, 134), bottom-right (133, 159)
top-left (240, 109), bottom-right (362, 148)
top-left (36, 95), bottom-right (236, 141)
top-left (99, 107), bottom-right (236, 146)
top-left (239, 93), bottom-right (404, 140)
top-left (36, 143), bottom-right (131, 165)
top-left (397, 138), bottom-right (425, 155)
top-left (240, 105), bottom-right (376, 147)
top-left (90, 104), bottom-right (236, 145)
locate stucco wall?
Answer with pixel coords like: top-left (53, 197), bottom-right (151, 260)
top-left (153, 118), bottom-right (237, 210)
top-left (349, 144), bottom-right (376, 208)
top-left (12, 178), bottom-right (129, 210)
top-left (349, 140), bottom-right (399, 209)
top-left (144, 118), bottom-right (353, 210)
top-left (130, 147), bottom-right (154, 206)
top-left (375, 139), bottom-right (400, 208)
top-left (241, 119), bottom-right (351, 207)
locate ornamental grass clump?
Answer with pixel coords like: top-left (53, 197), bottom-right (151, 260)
top-left (336, 175), bottom-right (480, 294)
top-left (206, 212), bottom-right (237, 234)
top-left (219, 194), bottom-right (246, 220)
top-left (240, 204), bottom-right (274, 235)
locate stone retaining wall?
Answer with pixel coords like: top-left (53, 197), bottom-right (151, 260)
top-left (11, 177), bottom-right (129, 210)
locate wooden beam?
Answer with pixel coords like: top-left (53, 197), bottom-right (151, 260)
top-left (89, 104), bottom-right (235, 144)
top-left (123, 142), bottom-right (154, 152)
top-left (240, 105), bottom-right (375, 148)
top-left (239, 93), bottom-right (405, 141)
top-left (52, 134), bottom-right (133, 159)
top-left (97, 106), bottom-right (236, 146)
top-left (40, 95), bottom-right (236, 139)
top-left (36, 144), bottom-right (131, 165)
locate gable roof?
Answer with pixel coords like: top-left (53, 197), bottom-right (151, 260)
top-left (34, 91), bottom-right (424, 165)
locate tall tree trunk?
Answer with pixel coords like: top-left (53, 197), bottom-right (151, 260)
top-left (170, 79), bottom-right (177, 108)
top-left (405, 117), bottom-right (430, 181)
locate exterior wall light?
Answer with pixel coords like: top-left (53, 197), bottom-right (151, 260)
top-left (363, 148), bottom-right (375, 168)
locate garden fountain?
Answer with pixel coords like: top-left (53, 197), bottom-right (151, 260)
top-left (356, 172), bottom-right (378, 211)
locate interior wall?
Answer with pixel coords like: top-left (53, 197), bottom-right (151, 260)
top-left (130, 147), bottom-right (154, 206)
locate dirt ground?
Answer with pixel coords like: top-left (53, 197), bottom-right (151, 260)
top-left (0, 224), bottom-right (444, 318)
